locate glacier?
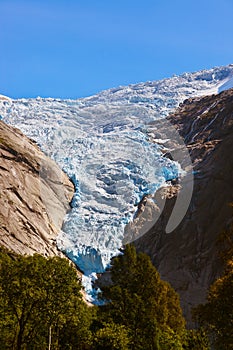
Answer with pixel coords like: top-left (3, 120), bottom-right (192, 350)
top-left (1, 64), bottom-right (233, 300)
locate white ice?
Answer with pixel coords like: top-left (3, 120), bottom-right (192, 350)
top-left (1, 64), bottom-right (233, 297)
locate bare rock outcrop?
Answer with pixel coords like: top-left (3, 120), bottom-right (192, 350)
top-left (0, 120), bottom-right (74, 256)
top-left (132, 88), bottom-right (233, 325)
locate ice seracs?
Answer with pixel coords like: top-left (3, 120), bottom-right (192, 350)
top-left (0, 64), bottom-right (233, 300)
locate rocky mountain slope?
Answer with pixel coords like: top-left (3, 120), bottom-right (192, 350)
top-left (133, 88), bottom-right (233, 324)
top-left (0, 120), bottom-right (74, 256)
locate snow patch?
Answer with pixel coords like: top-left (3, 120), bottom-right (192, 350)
top-left (218, 75), bottom-right (233, 93)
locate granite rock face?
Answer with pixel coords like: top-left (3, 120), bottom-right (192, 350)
top-left (0, 120), bottom-right (74, 256)
top-left (133, 89), bottom-right (233, 325)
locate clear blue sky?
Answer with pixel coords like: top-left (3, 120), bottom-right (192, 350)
top-left (1, 0), bottom-right (233, 99)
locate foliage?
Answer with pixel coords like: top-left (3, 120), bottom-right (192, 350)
top-left (98, 244), bottom-right (186, 350)
top-left (0, 252), bottom-right (92, 349)
top-left (193, 260), bottom-right (233, 350)
top-left (0, 245), bottom-right (213, 349)
top-left (184, 329), bottom-right (210, 350)
top-left (193, 221), bottom-right (233, 350)
top-left (93, 322), bottom-right (129, 350)
top-left (157, 328), bottom-right (184, 350)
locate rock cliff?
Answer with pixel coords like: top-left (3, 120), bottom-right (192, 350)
top-left (133, 88), bottom-right (233, 325)
top-left (0, 120), bottom-right (74, 256)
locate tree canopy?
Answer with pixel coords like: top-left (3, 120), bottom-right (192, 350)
top-left (193, 221), bottom-right (233, 350)
top-left (0, 245), bottom-right (210, 349)
top-left (98, 244), bottom-right (186, 349)
top-left (0, 251), bottom-right (93, 349)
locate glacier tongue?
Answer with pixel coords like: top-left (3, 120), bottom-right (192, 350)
top-left (1, 64), bottom-right (233, 295)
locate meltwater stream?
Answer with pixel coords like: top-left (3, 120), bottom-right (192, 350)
top-left (1, 64), bottom-right (233, 300)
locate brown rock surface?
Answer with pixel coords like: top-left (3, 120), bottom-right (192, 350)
top-left (0, 120), bottom-right (74, 256)
top-left (132, 88), bottom-right (233, 325)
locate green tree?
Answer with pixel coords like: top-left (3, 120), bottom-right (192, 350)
top-left (58, 302), bottom-right (94, 350)
top-left (0, 253), bottom-right (92, 349)
top-left (93, 322), bottom-right (130, 350)
top-left (193, 260), bottom-right (233, 350)
top-left (184, 329), bottom-right (210, 350)
top-left (193, 221), bottom-right (233, 350)
top-left (157, 328), bottom-right (184, 350)
top-left (98, 245), bottom-right (186, 350)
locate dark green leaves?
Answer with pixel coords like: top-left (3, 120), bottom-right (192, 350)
top-left (0, 252), bottom-right (92, 349)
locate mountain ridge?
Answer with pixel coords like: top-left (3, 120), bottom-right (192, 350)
top-left (80, 63), bottom-right (233, 104)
